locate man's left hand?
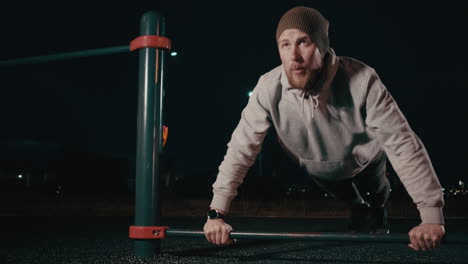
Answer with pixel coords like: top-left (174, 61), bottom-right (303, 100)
top-left (408, 223), bottom-right (445, 251)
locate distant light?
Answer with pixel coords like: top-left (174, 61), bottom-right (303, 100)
top-left (248, 91), bottom-right (253, 97)
top-left (170, 51), bottom-right (178, 57)
top-left (18, 174), bottom-right (22, 179)
top-left (442, 188), bottom-right (445, 192)
top-left (460, 180), bottom-right (464, 186)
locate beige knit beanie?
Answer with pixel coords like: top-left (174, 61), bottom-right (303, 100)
top-left (276, 6), bottom-right (330, 55)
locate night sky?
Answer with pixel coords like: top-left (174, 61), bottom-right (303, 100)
top-left (0, 1), bottom-right (467, 188)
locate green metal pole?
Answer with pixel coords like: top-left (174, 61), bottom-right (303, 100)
top-left (0, 45), bottom-right (129, 67)
top-left (158, 18), bottom-right (166, 152)
top-left (134, 11), bottom-right (166, 257)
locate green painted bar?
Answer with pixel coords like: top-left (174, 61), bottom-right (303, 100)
top-left (157, 17), bottom-right (166, 152)
top-left (133, 10), bottom-right (165, 257)
top-left (166, 229), bottom-right (468, 244)
top-left (0, 45), bottom-right (130, 67)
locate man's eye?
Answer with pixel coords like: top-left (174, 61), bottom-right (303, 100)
top-left (282, 43), bottom-right (290, 48)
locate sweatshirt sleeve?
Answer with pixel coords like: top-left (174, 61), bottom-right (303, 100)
top-left (209, 76), bottom-right (272, 213)
top-left (364, 69), bottom-right (444, 225)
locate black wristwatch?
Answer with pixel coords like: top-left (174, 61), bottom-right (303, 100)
top-left (207, 209), bottom-right (225, 220)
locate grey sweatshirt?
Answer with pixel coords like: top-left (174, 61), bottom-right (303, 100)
top-left (210, 49), bottom-right (444, 224)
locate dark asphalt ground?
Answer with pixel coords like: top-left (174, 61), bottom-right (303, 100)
top-left (1, 216), bottom-right (468, 264)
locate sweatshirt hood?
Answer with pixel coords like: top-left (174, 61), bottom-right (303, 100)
top-left (280, 48), bottom-right (340, 118)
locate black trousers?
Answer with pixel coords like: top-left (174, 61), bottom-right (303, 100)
top-left (311, 151), bottom-right (391, 207)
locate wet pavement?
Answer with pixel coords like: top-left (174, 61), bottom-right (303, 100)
top-left (2, 216), bottom-right (468, 264)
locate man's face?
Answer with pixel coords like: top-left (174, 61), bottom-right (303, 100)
top-left (278, 29), bottom-right (323, 90)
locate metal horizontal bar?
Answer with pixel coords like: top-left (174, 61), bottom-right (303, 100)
top-left (0, 45), bottom-right (130, 67)
top-left (166, 229), bottom-right (468, 244)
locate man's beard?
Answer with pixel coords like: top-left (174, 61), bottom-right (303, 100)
top-left (286, 66), bottom-right (315, 90)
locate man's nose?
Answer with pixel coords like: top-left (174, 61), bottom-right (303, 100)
top-left (290, 45), bottom-right (301, 61)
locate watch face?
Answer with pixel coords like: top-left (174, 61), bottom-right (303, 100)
top-left (208, 209), bottom-right (219, 219)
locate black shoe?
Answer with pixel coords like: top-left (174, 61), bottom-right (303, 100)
top-left (369, 206), bottom-right (390, 234)
top-left (348, 203), bottom-right (371, 233)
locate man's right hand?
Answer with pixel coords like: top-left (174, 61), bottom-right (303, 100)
top-left (203, 218), bottom-right (235, 245)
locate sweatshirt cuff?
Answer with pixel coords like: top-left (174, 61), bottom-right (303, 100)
top-left (210, 194), bottom-right (233, 214)
top-left (419, 207), bottom-right (444, 225)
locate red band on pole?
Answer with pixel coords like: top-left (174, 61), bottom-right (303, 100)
top-left (162, 125), bottom-right (168, 148)
top-left (130, 35), bottom-right (171, 51)
top-left (129, 225), bottom-right (169, 239)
